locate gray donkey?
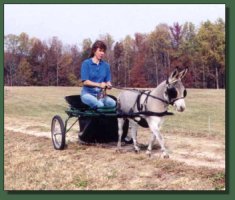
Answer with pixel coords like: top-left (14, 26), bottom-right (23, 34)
top-left (117, 67), bottom-right (188, 158)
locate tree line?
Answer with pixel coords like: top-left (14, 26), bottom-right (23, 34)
top-left (4, 19), bottom-right (225, 88)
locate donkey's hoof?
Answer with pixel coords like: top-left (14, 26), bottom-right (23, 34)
top-left (146, 150), bottom-right (152, 158)
top-left (134, 147), bottom-right (140, 153)
top-left (116, 148), bottom-right (121, 153)
top-left (135, 149), bottom-right (140, 154)
top-left (162, 153), bottom-right (170, 159)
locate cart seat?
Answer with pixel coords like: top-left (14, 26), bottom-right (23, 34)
top-left (65, 95), bottom-right (90, 110)
top-left (65, 95), bottom-right (117, 111)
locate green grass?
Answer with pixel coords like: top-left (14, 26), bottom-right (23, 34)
top-left (4, 87), bottom-right (225, 137)
top-left (163, 89), bottom-right (225, 136)
top-left (73, 176), bottom-right (89, 189)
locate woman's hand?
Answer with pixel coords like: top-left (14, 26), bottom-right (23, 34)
top-left (98, 82), bottom-right (112, 89)
top-left (99, 82), bottom-right (107, 89)
top-left (106, 82), bottom-right (112, 89)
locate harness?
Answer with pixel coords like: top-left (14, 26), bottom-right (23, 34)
top-left (136, 90), bottom-right (151, 112)
top-left (127, 88), bottom-right (186, 113)
top-left (125, 90), bottom-right (169, 127)
top-left (98, 85), bottom-right (187, 123)
top-left (115, 85), bottom-right (187, 117)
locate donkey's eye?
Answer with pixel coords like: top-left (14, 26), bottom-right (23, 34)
top-left (183, 89), bottom-right (187, 97)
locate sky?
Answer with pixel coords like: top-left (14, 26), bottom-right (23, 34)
top-left (4, 4), bottom-right (225, 48)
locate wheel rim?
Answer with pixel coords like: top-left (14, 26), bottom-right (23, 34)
top-left (52, 119), bottom-right (63, 148)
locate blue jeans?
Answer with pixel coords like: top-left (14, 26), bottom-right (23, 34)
top-left (81, 94), bottom-right (116, 108)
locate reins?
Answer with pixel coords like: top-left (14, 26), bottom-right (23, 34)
top-left (82, 85), bottom-right (185, 117)
top-left (110, 86), bottom-right (174, 117)
top-left (111, 86), bottom-right (170, 105)
top-left (111, 86), bottom-right (186, 106)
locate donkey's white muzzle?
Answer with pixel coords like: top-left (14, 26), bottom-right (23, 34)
top-left (174, 99), bottom-right (186, 112)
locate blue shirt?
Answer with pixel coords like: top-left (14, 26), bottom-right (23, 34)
top-left (81, 58), bottom-right (111, 96)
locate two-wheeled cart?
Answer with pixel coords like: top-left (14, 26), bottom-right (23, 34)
top-left (51, 95), bottom-right (130, 150)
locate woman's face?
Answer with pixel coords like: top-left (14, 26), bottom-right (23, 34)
top-left (94, 48), bottom-right (105, 60)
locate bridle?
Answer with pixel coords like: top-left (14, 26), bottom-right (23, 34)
top-left (165, 83), bottom-right (187, 105)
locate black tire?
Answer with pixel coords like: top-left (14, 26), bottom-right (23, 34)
top-left (51, 115), bottom-right (66, 150)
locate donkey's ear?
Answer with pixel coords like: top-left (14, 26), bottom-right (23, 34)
top-left (178, 67), bottom-right (188, 80)
top-left (167, 67), bottom-right (179, 84)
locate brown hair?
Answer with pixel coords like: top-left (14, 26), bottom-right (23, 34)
top-left (89, 40), bottom-right (107, 58)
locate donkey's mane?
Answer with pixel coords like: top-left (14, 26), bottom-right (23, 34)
top-left (151, 80), bottom-right (167, 98)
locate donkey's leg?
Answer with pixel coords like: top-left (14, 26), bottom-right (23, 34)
top-left (129, 119), bottom-right (140, 153)
top-left (117, 118), bottom-right (125, 152)
top-left (148, 117), bottom-right (169, 158)
top-left (155, 131), bottom-right (169, 158)
top-left (146, 134), bottom-right (156, 157)
top-left (153, 129), bottom-right (169, 158)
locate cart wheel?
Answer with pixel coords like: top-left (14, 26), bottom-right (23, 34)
top-left (51, 115), bottom-right (65, 150)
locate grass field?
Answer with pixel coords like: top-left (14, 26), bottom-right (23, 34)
top-left (4, 86), bottom-right (225, 190)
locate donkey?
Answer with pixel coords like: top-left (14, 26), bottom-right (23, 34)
top-left (116, 67), bottom-right (188, 158)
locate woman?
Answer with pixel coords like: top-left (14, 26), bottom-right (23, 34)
top-left (80, 40), bottom-right (116, 108)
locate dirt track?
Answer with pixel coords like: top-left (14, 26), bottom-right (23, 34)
top-left (4, 116), bottom-right (225, 169)
top-left (4, 121), bottom-right (225, 190)
top-left (5, 115), bottom-right (225, 168)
